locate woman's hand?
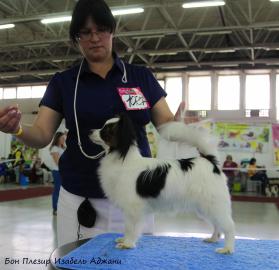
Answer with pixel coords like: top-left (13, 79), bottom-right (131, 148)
top-left (174, 101), bottom-right (200, 124)
top-left (0, 105), bottom-right (21, 134)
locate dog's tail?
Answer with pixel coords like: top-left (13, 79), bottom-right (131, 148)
top-left (158, 121), bottom-right (219, 158)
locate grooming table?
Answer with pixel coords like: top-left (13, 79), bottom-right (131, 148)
top-left (54, 233), bottom-right (278, 270)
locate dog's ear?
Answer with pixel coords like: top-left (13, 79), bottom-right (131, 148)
top-left (116, 113), bottom-right (137, 160)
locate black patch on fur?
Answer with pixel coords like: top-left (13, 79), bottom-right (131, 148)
top-left (200, 154), bottom-right (221, 174)
top-left (177, 158), bottom-right (195, 172)
top-left (100, 123), bottom-right (116, 143)
top-left (110, 113), bottom-right (137, 160)
top-left (136, 163), bottom-right (171, 198)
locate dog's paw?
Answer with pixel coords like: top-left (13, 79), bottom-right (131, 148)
top-left (203, 237), bottom-right (219, 243)
top-left (116, 242), bottom-right (135, 249)
top-left (215, 247), bottom-right (234, 254)
top-left (115, 237), bottom-right (124, 243)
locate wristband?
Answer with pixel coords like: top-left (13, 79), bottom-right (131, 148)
top-left (13, 125), bottom-right (23, 136)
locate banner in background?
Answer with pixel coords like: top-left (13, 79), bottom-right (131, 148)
top-left (215, 122), bottom-right (269, 153)
top-left (146, 122), bottom-right (159, 158)
top-left (10, 137), bottom-right (38, 165)
top-left (272, 124), bottom-right (279, 165)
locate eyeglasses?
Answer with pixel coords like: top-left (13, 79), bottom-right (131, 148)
top-left (77, 27), bottom-right (111, 41)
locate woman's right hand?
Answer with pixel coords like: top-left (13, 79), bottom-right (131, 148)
top-left (0, 105), bottom-right (22, 134)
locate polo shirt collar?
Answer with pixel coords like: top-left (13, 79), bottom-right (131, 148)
top-left (75, 52), bottom-right (124, 78)
top-left (113, 52), bottom-right (125, 74)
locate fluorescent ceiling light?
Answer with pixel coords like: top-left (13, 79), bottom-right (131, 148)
top-left (148, 52), bottom-right (177, 56)
top-left (0, 24), bottom-right (15, 30)
top-left (270, 0), bottom-right (279, 2)
top-left (112, 7), bottom-right (144, 16)
top-left (0, 75), bottom-right (18, 79)
top-left (132, 34), bottom-right (165, 39)
top-left (205, 49), bottom-right (235, 53)
top-left (161, 65), bottom-right (187, 69)
top-left (40, 8), bottom-right (144, 25)
top-left (213, 63), bottom-right (239, 67)
top-left (41, 16), bottom-right (72, 24)
top-left (37, 72), bottom-right (55, 76)
top-left (183, 1), bottom-right (225, 8)
top-left (196, 30), bottom-right (232, 36)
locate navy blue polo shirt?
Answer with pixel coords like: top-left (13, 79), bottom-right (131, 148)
top-left (40, 54), bottom-right (166, 198)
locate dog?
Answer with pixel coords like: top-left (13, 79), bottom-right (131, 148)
top-left (265, 185), bottom-right (272, 197)
top-left (265, 185), bottom-right (279, 197)
top-left (90, 113), bottom-right (235, 254)
top-left (271, 185), bottom-right (279, 197)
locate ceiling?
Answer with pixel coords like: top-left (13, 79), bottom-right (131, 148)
top-left (0, 0), bottom-right (279, 86)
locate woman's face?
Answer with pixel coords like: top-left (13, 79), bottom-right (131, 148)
top-left (77, 17), bottom-right (113, 63)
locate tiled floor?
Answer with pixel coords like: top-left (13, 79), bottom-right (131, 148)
top-left (0, 196), bottom-right (278, 270)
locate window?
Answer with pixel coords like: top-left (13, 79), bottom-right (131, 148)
top-left (158, 80), bottom-right (165, 90)
top-left (3, 87), bottom-right (16, 99)
top-left (0, 88), bottom-right (3, 99)
top-left (188, 76), bottom-right (211, 110)
top-left (165, 77), bottom-right (182, 114)
top-left (17, 86), bottom-right (32, 99)
top-left (217, 75), bottom-right (240, 110)
top-left (31, 85), bottom-right (46, 98)
top-left (245, 74), bottom-right (270, 110)
top-left (277, 75), bottom-right (279, 120)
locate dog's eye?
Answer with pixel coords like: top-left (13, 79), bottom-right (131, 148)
top-left (100, 124), bottom-right (115, 141)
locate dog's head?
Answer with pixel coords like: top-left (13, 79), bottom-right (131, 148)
top-left (90, 113), bottom-right (137, 159)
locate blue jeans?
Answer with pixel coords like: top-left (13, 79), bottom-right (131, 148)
top-left (52, 170), bottom-right (61, 211)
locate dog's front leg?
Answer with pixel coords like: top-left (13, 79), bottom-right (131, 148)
top-left (116, 213), bottom-right (143, 249)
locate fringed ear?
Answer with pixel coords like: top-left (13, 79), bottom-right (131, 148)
top-left (116, 113), bottom-right (137, 160)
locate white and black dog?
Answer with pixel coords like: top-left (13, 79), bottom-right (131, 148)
top-left (90, 113), bottom-right (235, 254)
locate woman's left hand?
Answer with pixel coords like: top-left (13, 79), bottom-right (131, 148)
top-left (174, 101), bottom-right (200, 124)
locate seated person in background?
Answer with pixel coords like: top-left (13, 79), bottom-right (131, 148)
top-left (0, 157), bottom-right (8, 183)
top-left (30, 157), bottom-right (52, 184)
top-left (222, 155), bottom-right (238, 193)
top-left (247, 158), bottom-right (269, 195)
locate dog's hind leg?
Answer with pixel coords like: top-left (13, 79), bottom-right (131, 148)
top-left (116, 212), bottom-right (144, 249)
top-left (214, 215), bottom-right (235, 254)
top-left (203, 225), bottom-right (221, 243)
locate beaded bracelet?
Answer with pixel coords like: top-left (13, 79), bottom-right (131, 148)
top-left (13, 125), bottom-right (23, 136)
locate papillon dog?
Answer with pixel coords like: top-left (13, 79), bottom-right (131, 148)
top-left (271, 185), bottom-right (279, 197)
top-left (90, 113), bottom-right (235, 254)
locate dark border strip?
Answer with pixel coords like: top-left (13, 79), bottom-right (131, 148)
top-left (0, 186), bottom-right (53, 202)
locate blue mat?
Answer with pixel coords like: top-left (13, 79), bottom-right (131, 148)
top-left (55, 233), bottom-right (278, 270)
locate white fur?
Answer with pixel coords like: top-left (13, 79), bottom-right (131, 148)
top-left (158, 121), bottom-right (219, 158)
top-left (91, 120), bottom-right (235, 254)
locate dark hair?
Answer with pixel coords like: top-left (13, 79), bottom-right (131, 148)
top-left (249, 158), bottom-right (256, 165)
top-left (69, 0), bottom-right (116, 44)
top-left (226, 155), bottom-right (232, 161)
top-left (50, 132), bottom-right (65, 150)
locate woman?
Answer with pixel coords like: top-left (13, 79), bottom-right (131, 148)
top-left (247, 158), bottom-right (269, 195)
top-left (49, 132), bottom-right (66, 215)
top-left (0, 0), bottom-right (174, 246)
top-left (222, 155), bottom-right (238, 193)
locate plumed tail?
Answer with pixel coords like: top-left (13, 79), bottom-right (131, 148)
top-left (158, 121), bottom-right (219, 159)
top-left (200, 154), bottom-right (221, 174)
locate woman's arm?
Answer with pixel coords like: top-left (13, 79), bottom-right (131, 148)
top-left (151, 97), bottom-right (174, 127)
top-left (19, 106), bottom-right (62, 148)
top-left (0, 105), bottom-right (63, 148)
